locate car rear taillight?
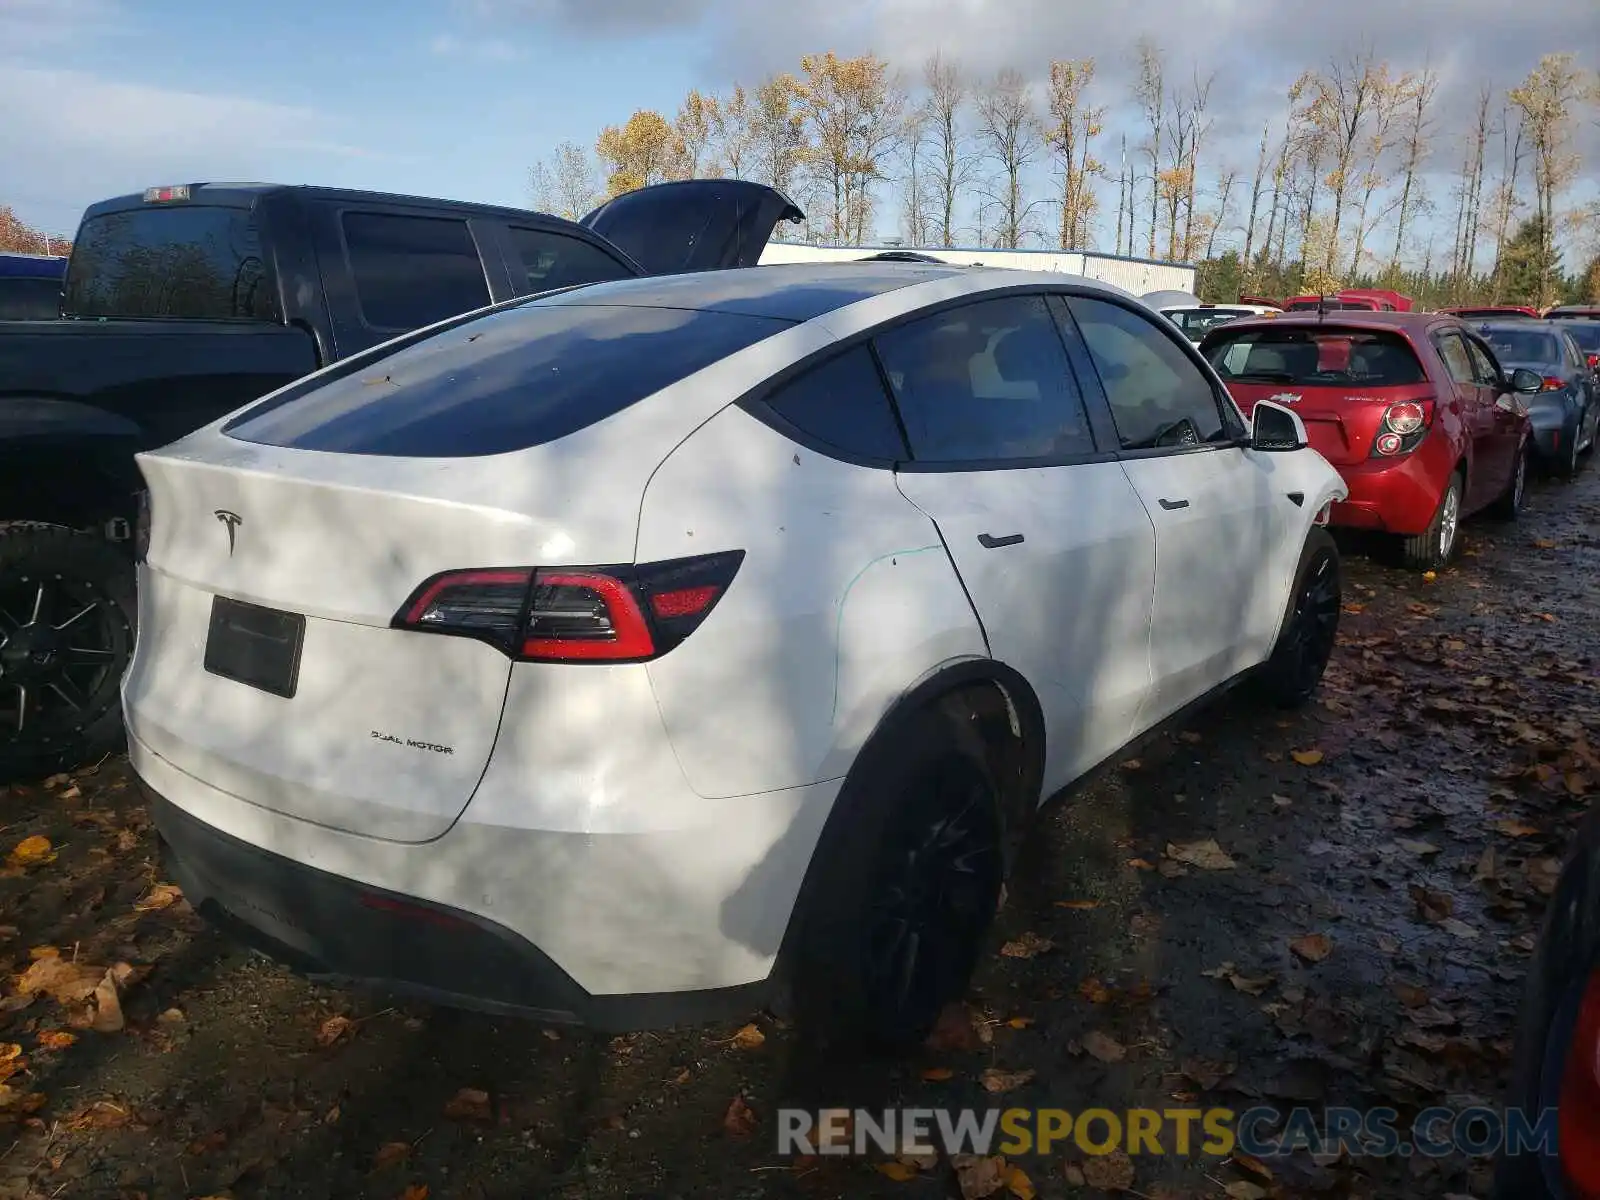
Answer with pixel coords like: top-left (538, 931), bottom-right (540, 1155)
top-left (1587, 354), bottom-right (1598, 370)
top-left (1541, 376), bottom-right (1568, 392)
top-left (392, 550), bottom-right (744, 664)
top-left (1371, 399), bottom-right (1434, 458)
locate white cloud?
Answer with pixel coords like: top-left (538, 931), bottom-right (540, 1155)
top-left (0, 0), bottom-right (125, 48)
top-left (428, 32), bottom-right (526, 60)
top-left (0, 67), bottom-right (385, 232)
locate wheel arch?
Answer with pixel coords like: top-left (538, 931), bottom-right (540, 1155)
top-left (770, 657), bottom-right (1047, 989)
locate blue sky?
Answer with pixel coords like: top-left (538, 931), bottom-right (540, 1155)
top-left (3, 0), bottom-right (708, 235)
top-left (3, 0), bottom-right (1595, 266)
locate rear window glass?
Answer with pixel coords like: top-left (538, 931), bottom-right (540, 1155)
top-left (1206, 328), bottom-right (1427, 387)
top-left (225, 302), bottom-right (791, 457)
top-left (1482, 328), bottom-right (1561, 365)
top-left (1561, 324), bottom-right (1600, 353)
top-left (64, 206), bottom-right (277, 321)
top-left (1165, 308), bottom-right (1253, 339)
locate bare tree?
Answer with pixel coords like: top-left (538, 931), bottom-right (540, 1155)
top-left (1133, 38), bottom-right (1166, 257)
top-left (675, 90), bottom-right (717, 175)
top-left (1240, 123), bottom-right (1273, 289)
top-left (1388, 64), bottom-right (1440, 273)
top-left (1046, 58), bottom-right (1104, 250)
top-left (1345, 64), bottom-right (1408, 277)
top-left (1309, 46), bottom-right (1384, 273)
top-left (1114, 134), bottom-right (1129, 256)
top-left (924, 52), bottom-right (975, 248)
top-left (1488, 100), bottom-right (1525, 298)
top-left (748, 74), bottom-right (808, 197)
top-left (1175, 69), bottom-right (1216, 260)
top-left (1511, 53), bottom-right (1589, 306)
top-left (799, 52), bottom-right (905, 243)
top-left (709, 85), bottom-right (755, 178)
top-left (975, 68), bottom-right (1047, 248)
top-left (1203, 167), bottom-right (1238, 262)
top-left (899, 106), bottom-right (934, 246)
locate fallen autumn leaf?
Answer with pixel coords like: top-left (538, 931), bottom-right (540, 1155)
top-left (1167, 838), bottom-right (1237, 870)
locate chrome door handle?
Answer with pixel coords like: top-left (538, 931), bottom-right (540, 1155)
top-left (977, 532), bottom-right (1024, 549)
top-left (1158, 497), bottom-right (1190, 510)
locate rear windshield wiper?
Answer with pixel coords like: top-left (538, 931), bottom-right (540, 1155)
top-left (1227, 370), bottom-right (1296, 383)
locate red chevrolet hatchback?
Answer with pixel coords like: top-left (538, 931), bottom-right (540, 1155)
top-left (1200, 313), bottom-right (1539, 570)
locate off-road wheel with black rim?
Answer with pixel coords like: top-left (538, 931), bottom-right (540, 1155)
top-left (790, 705), bottom-right (1007, 1055)
top-left (1401, 469), bottom-right (1464, 571)
top-left (1254, 527), bottom-right (1340, 709)
top-left (0, 525), bottom-right (135, 783)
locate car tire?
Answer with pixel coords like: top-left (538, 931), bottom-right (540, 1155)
top-left (1254, 528), bottom-right (1340, 709)
top-left (0, 524), bottom-right (135, 783)
top-left (1490, 439), bottom-right (1530, 519)
top-left (1401, 469), bottom-right (1464, 571)
top-left (1493, 805), bottom-right (1600, 1199)
top-left (790, 704), bottom-right (1007, 1055)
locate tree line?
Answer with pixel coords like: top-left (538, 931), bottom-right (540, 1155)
top-left (531, 46), bottom-right (1600, 308)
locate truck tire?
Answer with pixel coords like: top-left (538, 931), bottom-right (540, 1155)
top-left (0, 524), bottom-right (135, 783)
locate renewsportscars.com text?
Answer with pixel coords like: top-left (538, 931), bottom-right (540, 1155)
top-left (777, 1105), bottom-right (1558, 1160)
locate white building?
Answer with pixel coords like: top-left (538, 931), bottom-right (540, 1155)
top-left (758, 241), bottom-right (1198, 296)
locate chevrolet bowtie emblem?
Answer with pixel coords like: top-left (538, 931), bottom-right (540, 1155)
top-left (1268, 392), bottom-right (1303, 405)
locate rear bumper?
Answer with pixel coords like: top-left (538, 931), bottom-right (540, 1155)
top-left (130, 731), bottom-right (842, 1031)
top-left (1327, 446), bottom-right (1448, 536)
top-left (147, 782), bottom-right (769, 1031)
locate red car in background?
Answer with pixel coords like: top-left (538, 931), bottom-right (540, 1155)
top-left (1282, 289), bottom-right (1415, 313)
top-left (1439, 305), bottom-right (1543, 319)
top-left (1200, 312), bottom-right (1542, 570)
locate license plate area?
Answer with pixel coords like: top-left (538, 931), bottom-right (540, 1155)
top-left (204, 596), bottom-right (305, 699)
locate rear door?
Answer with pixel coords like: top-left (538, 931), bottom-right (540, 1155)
top-left (310, 203), bottom-right (501, 357)
top-left (1434, 329), bottom-right (1500, 508)
top-left (880, 292), bottom-right (1157, 789)
top-left (1064, 293), bottom-right (1283, 725)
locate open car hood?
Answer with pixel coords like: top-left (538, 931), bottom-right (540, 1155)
top-left (582, 179), bottom-right (804, 275)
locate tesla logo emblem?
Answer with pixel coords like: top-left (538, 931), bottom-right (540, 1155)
top-left (1268, 392), bottom-right (1303, 405)
top-left (213, 509), bottom-right (242, 556)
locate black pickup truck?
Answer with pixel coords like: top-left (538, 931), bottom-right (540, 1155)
top-left (0, 178), bottom-right (803, 779)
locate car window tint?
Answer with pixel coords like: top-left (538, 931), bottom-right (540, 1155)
top-left (1066, 295), bottom-right (1226, 450)
top-left (505, 227), bottom-right (632, 296)
top-left (763, 346), bottom-right (907, 461)
top-left (1480, 328), bottom-right (1558, 366)
top-left (1204, 327), bottom-right (1427, 387)
top-left (64, 206), bottom-right (276, 321)
top-left (1464, 337), bottom-right (1500, 384)
top-left (1435, 333), bottom-right (1476, 385)
top-left (872, 294), bottom-right (1095, 463)
top-left (342, 212), bottom-right (491, 330)
top-left (225, 302), bottom-right (790, 457)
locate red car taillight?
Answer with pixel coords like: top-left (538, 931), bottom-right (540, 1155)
top-left (392, 550), bottom-right (744, 664)
top-left (1370, 399), bottom-right (1435, 458)
top-left (1542, 376), bottom-right (1568, 392)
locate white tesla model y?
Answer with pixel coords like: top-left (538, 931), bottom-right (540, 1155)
top-left (124, 262), bottom-right (1347, 1049)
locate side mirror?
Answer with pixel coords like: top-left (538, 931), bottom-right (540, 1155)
top-left (1507, 367), bottom-right (1545, 394)
top-left (1250, 400), bottom-right (1309, 452)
